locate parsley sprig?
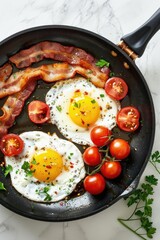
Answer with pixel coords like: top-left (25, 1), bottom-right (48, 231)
top-left (118, 151), bottom-right (160, 239)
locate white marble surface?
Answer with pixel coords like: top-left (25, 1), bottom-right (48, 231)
top-left (0, 0), bottom-right (160, 239)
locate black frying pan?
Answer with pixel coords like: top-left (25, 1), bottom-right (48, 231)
top-left (0, 9), bottom-right (159, 221)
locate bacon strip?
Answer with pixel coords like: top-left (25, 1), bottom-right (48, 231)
top-left (0, 63), bottom-right (12, 83)
top-left (9, 41), bottom-right (97, 68)
top-left (0, 81), bottom-right (36, 138)
top-left (0, 63), bottom-right (108, 99)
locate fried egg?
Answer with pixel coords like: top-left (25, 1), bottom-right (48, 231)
top-left (46, 77), bottom-right (120, 145)
top-left (4, 131), bottom-right (86, 202)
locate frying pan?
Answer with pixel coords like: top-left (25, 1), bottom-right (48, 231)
top-left (0, 9), bottom-right (159, 222)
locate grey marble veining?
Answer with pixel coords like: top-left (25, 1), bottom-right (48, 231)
top-left (0, 0), bottom-right (160, 240)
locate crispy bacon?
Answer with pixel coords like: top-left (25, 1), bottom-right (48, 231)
top-left (0, 81), bottom-right (37, 138)
top-left (0, 42), bottom-right (110, 136)
top-left (9, 41), bottom-right (97, 68)
top-left (0, 63), bottom-right (12, 83)
top-left (0, 63), bottom-right (108, 99)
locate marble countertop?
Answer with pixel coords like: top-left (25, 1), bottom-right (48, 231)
top-left (0, 0), bottom-right (160, 239)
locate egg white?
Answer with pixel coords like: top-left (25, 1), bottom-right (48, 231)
top-left (46, 77), bottom-right (120, 145)
top-left (4, 131), bottom-right (86, 202)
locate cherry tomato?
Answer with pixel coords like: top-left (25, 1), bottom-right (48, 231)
top-left (105, 77), bottom-right (128, 100)
top-left (0, 134), bottom-right (24, 156)
top-left (28, 100), bottom-right (50, 124)
top-left (101, 161), bottom-right (122, 179)
top-left (116, 106), bottom-right (140, 132)
top-left (90, 126), bottom-right (112, 147)
top-left (83, 173), bottom-right (106, 195)
top-left (109, 138), bottom-right (130, 160)
top-left (83, 146), bottom-right (101, 166)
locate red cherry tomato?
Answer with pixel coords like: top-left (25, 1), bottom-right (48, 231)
top-left (116, 106), bottom-right (140, 132)
top-left (90, 126), bottom-right (112, 147)
top-left (28, 100), bottom-right (50, 124)
top-left (0, 134), bottom-right (24, 156)
top-left (83, 146), bottom-right (101, 166)
top-left (83, 173), bottom-right (106, 195)
top-left (105, 77), bottom-right (128, 100)
top-left (101, 161), bottom-right (122, 179)
top-left (109, 138), bottom-right (130, 160)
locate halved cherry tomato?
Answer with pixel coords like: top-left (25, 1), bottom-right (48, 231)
top-left (101, 161), bottom-right (122, 179)
top-left (116, 106), bottom-right (140, 132)
top-left (90, 126), bottom-right (112, 147)
top-left (105, 77), bottom-right (128, 100)
top-left (28, 100), bottom-right (50, 124)
top-left (83, 146), bottom-right (101, 166)
top-left (109, 138), bottom-right (130, 160)
top-left (0, 133), bottom-right (24, 156)
top-left (83, 173), bottom-right (106, 195)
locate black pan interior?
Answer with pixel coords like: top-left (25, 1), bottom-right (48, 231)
top-left (0, 26), bottom-right (155, 221)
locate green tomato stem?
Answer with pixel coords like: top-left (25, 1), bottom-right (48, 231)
top-left (149, 161), bottom-right (160, 174)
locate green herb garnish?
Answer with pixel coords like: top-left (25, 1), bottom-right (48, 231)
top-left (4, 165), bottom-right (13, 177)
top-left (118, 151), bottom-right (160, 240)
top-left (118, 175), bottom-right (157, 239)
top-left (43, 187), bottom-right (52, 201)
top-left (91, 99), bottom-right (96, 104)
top-left (13, 73), bottom-right (17, 79)
top-left (74, 102), bottom-right (81, 108)
top-left (109, 71), bottom-right (115, 77)
top-left (56, 105), bottom-right (62, 112)
top-left (21, 161), bottom-right (35, 177)
top-left (96, 59), bottom-right (110, 68)
top-left (31, 158), bottom-right (37, 165)
top-left (100, 94), bottom-right (105, 98)
top-left (36, 186), bottom-right (52, 201)
top-left (0, 182), bottom-right (6, 190)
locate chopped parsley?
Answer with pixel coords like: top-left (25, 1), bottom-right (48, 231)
top-left (109, 71), bottom-right (115, 77)
top-left (13, 73), bottom-right (17, 79)
top-left (36, 186), bottom-right (52, 201)
top-left (100, 94), bottom-right (105, 98)
top-left (31, 158), bottom-right (37, 165)
top-left (21, 161), bottom-right (35, 177)
top-left (69, 178), bottom-right (74, 183)
top-left (96, 59), bottom-right (110, 68)
top-left (0, 182), bottom-right (6, 191)
top-left (3, 165), bottom-right (13, 177)
top-left (74, 102), bottom-right (81, 108)
top-left (56, 105), bottom-right (62, 112)
top-left (91, 99), bottom-right (96, 104)
top-left (68, 152), bottom-right (74, 160)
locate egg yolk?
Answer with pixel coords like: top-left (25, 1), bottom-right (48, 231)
top-left (69, 93), bottom-right (100, 128)
top-left (30, 149), bottom-right (63, 182)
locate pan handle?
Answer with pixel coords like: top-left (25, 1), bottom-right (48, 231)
top-left (119, 8), bottom-right (160, 58)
